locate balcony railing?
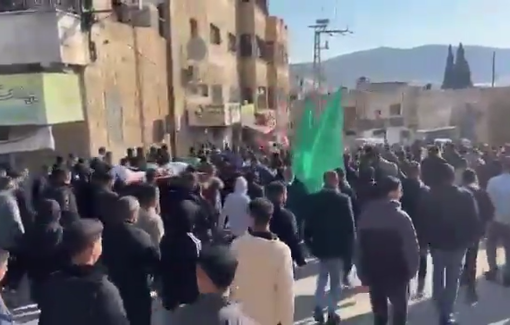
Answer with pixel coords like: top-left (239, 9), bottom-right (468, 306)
top-left (0, 0), bottom-right (80, 13)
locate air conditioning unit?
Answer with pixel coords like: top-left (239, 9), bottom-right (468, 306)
top-left (118, 3), bottom-right (157, 27)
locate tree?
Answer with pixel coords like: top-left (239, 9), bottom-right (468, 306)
top-left (441, 45), bottom-right (455, 89)
top-left (452, 43), bottom-right (473, 89)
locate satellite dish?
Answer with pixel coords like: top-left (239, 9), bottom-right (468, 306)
top-left (187, 37), bottom-right (207, 62)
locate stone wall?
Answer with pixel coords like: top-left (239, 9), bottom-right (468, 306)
top-left (80, 20), bottom-right (169, 161)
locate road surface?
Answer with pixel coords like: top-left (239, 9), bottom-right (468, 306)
top-left (13, 248), bottom-right (509, 324)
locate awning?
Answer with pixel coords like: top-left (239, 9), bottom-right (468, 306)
top-left (0, 126), bottom-right (55, 154)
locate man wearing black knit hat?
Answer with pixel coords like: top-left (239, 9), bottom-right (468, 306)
top-left (173, 244), bottom-right (255, 325)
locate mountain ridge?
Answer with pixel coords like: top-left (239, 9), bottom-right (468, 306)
top-left (289, 45), bottom-right (510, 88)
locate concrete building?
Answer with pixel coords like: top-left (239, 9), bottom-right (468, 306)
top-left (289, 76), bottom-right (510, 145)
top-left (167, 0), bottom-right (290, 153)
top-left (0, 0), bottom-right (169, 168)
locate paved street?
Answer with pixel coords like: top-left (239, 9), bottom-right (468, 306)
top-left (294, 248), bottom-right (510, 325)
top-left (13, 248), bottom-right (510, 324)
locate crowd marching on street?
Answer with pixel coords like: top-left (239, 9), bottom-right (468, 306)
top-left (0, 140), bottom-right (509, 325)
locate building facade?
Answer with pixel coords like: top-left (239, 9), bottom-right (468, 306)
top-left (167, 0), bottom-right (290, 154)
top-left (0, 0), bottom-right (169, 168)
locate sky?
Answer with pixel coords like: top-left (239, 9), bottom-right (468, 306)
top-left (269, 0), bottom-right (510, 63)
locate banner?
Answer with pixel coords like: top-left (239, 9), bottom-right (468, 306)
top-left (0, 73), bottom-right (83, 125)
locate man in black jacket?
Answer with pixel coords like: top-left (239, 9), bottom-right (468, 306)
top-left (357, 176), bottom-right (419, 325)
top-left (42, 167), bottom-right (80, 227)
top-left (419, 164), bottom-right (480, 325)
top-left (420, 146), bottom-right (448, 188)
top-left (39, 219), bottom-right (129, 325)
top-left (282, 167), bottom-right (308, 239)
top-left (336, 167), bottom-right (360, 287)
top-left (460, 169), bottom-right (494, 302)
top-left (90, 171), bottom-right (118, 223)
top-left (101, 196), bottom-right (161, 325)
top-left (304, 170), bottom-right (355, 324)
top-left (266, 181), bottom-right (306, 267)
top-left (400, 162), bottom-right (429, 297)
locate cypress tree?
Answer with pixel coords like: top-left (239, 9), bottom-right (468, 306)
top-left (453, 43), bottom-right (473, 89)
top-left (441, 45), bottom-right (455, 89)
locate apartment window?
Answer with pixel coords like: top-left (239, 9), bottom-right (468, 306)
top-left (229, 87), bottom-right (240, 102)
top-left (267, 87), bottom-right (276, 109)
top-left (190, 19), bottom-right (198, 37)
top-left (255, 36), bottom-right (265, 59)
top-left (265, 41), bottom-right (275, 61)
top-left (0, 127), bottom-right (9, 141)
top-left (211, 84), bottom-right (223, 103)
top-left (197, 84), bottom-right (209, 96)
top-left (210, 24), bottom-right (221, 45)
top-left (228, 33), bottom-right (237, 53)
top-left (239, 34), bottom-right (253, 57)
top-left (256, 86), bottom-right (267, 109)
top-left (281, 45), bottom-right (289, 64)
top-left (157, 4), bottom-right (165, 38)
top-left (389, 103), bottom-right (402, 116)
top-left (242, 88), bottom-right (253, 103)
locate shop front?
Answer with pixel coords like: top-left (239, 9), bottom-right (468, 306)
top-left (186, 103), bottom-right (241, 148)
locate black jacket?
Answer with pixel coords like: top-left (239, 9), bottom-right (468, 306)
top-left (339, 182), bottom-right (360, 222)
top-left (38, 264), bottom-right (129, 325)
top-left (42, 184), bottom-right (78, 214)
top-left (247, 182), bottom-right (264, 200)
top-left (420, 155), bottom-right (448, 188)
top-left (304, 189), bottom-right (355, 260)
top-left (92, 187), bottom-right (119, 224)
top-left (464, 184), bottom-right (494, 230)
top-left (419, 185), bottom-right (481, 250)
top-left (101, 221), bottom-right (160, 325)
top-left (270, 205), bottom-right (306, 266)
top-left (401, 178), bottom-right (429, 246)
top-left (285, 179), bottom-right (309, 236)
top-left (159, 232), bottom-right (201, 310)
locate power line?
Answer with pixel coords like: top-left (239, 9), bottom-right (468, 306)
top-left (308, 18), bottom-right (351, 112)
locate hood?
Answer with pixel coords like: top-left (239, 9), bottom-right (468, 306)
top-left (249, 228), bottom-right (278, 240)
top-left (234, 176), bottom-right (248, 194)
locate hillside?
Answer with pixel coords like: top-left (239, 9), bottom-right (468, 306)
top-left (290, 45), bottom-right (510, 88)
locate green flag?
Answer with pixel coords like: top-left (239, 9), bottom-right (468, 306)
top-left (292, 99), bottom-right (315, 181)
top-left (302, 89), bottom-right (344, 193)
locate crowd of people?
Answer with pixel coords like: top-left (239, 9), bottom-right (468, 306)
top-left (0, 140), bottom-right (507, 325)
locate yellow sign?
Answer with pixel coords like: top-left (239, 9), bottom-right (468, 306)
top-left (0, 73), bottom-right (83, 126)
top-left (188, 104), bottom-right (240, 127)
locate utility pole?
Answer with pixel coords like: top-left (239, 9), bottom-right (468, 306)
top-left (308, 19), bottom-right (351, 113)
top-left (491, 51), bottom-right (496, 88)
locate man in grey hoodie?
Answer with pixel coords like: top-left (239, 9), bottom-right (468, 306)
top-left (0, 248), bottom-right (14, 325)
top-left (0, 177), bottom-right (24, 251)
top-left (357, 176), bottom-right (419, 325)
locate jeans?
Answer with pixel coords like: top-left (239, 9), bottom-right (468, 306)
top-left (486, 222), bottom-right (510, 278)
top-left (418, 248), bottom-right (429, 290)
top-left (462, 241), bottom-right (480, 288)
top-left (369, 282), bottom-right (409, 325)
top-left (314, 258), bottom-right (343, 314)
top-left (430, 248), bottom-right (466, 317)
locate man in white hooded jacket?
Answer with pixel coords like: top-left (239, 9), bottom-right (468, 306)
top-left (218, 176), bottom-right (251, 237)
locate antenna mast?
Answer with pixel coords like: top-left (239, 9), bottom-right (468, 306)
top-left (308, 19), bottom-right (352, 112)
